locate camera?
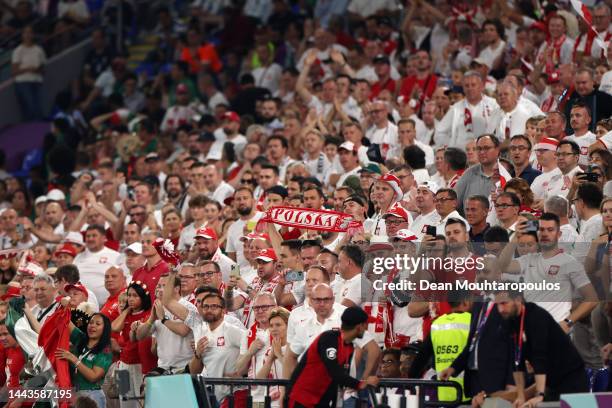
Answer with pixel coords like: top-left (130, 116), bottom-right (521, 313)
top-left (285, 270), bottom-right (304, 282)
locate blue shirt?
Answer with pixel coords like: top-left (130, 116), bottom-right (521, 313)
top-left (514, 165), bottom-right (542, 185)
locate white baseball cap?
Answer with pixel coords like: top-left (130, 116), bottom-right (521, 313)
top-left (125, 242), bottom-right (143, 255)
top-left (47, 189), bottom-right (66, 202)
top-left (64, 231), bottom-right (84, 246)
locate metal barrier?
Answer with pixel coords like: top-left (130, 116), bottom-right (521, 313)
top-left (192, 377), bottom-right (463, 408)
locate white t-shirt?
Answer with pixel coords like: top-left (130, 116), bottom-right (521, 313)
top-left (286, 301), bottom-right (315, 346)
top-left (436, 211), bottom-right (470, 236)
top-left (516, 251), bottom-right (591, 321)
top-left (184, 312), bottom-right (245, 402)
top-left (565, 132), bottom-right (597, 167)
top-left (600, 71), bottom-right (612, 96)
top-left (411, 210), bottom-right (442, 240)
top-left (74, 247), bottom-right (121, 305)
top-left (477, 41), bottom-right (506, 69)
top-left (492, 103), bottom-right (532, 141)
top-left (12, 44), bottom-right (46, 82)
top-left (531, 167), bottom-right (562, 200)
top-left (365, 122), bottom-right (399, 148)
top-left (435, 96), bottom-right (499, 148)
top-left (347, 0), bottom-right (398, 17)
top-left (252, 63), bottom-right (283, 94)
top-left (208, 181), bottom-right (235, 205)
top-left (178, 222), bottom-right (199, 252)
top-left (153, 300), bottom-right (197, 370)
top-left (579, 213), bottom-right (603, 243)
top-left (335, 273), bottom-right (370, 306)
top-left (239, 325), bottom-right (270, 399)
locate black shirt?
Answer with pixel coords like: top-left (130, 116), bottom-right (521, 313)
top-left (507, 303), bottom-right (585, 391)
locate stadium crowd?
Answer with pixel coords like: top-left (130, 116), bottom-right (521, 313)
top-left (1, 0), bottom-right (612, 407)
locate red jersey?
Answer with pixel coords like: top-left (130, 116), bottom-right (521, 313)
top-left (132, 259), bottom-right (169, 302)
top-left (101, 290), bottom-right (124, 347)
top-left (119, 310), bottom-right (150, 364)
top-left (0, 346), bottom-right (25, 387)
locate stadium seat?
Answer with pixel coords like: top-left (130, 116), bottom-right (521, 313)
top-left (144, 374), bottom-right (199, 408)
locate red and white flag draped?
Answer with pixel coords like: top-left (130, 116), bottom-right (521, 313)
top-left (259, 206), bottom-right (363, 233)
top-left (38, 306), bottom-right (72, 408)
top-left (571, 0), bottom-right (607, 54)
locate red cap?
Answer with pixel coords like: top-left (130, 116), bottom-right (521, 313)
top-left (255, 248), bottom-right (277, 263)
top-left (547, 71), bottom-right (561, 85)
top-left (64, 283), bottom-right (89, 299)
top-left (1, 285), bottom-right (21, 301)
top-left (223, 111), bottom-right (241, 123)
top-left (54, 243), bottom-right (77, 258)
top-left (176, 83), bottom-right (189, 94)
top-left (383, 203), bottom-right (410, 221)
top-left (530, 21), bottom-right (547, 33)
top-left (194, 227), bottom-right (218, 240)
top-left (535, 137), bottom-right (560, 151)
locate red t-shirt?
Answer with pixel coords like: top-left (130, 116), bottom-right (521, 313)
top-left (132, 259), bottom-right (169, 302)
top-left (398, 74), bottom-right (438, 102)
top-left (101, 290), bottom-right (124, 347)
top-left (119, 310), bottom-right (150, 365)
top-left (180, 44), bottom-right (222, 74)
top-left (370, 78), bottom-right (396, 100)
top-left (0, 346), bottom-right (25, 387)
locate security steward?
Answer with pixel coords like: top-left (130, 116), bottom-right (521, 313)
top-left (409, 290), bottom-right (472, 402)
top-left (287, 306), bottom-right (379, 408)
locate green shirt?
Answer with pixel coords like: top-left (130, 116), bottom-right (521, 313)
top-left (69, 328), bottom-right (113, 391)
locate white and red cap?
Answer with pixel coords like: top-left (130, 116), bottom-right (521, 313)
top-left (377, 173), bottom-right (403, 202)
top-left (1, 284), bottom-right (21, 301)
top-left (394, 229), bottom-right (418, 241)
top-left (255, 248), bottom-right (277, 263)
top-left (417, 180), bottom-right (440, 195)
top-left (383, 203), bottom-right (410, 221)
top-left (18, 260), bottom-right (44, 276)
top-left (64, 282), bottom-right (89, 299)
top-left (535, 137), bottom-right (559, 151)
top-left (338, 141), bottom-right (356, 152)
top-left (240, 232), bottom-right (270, 242)
top-left (223, 111), bottom-right (241, 123)
top-left (195, 227), bottom-right (218, 240)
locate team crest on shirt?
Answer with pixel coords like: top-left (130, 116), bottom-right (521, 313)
top-left (342, 288), bottom-right (348, 297)
top-left (217, 337), bottom-right (225, 346)
top-left (326, 348), bottom-right (337, 360)
top-left (547, 265), bottom-right (560, 276)
top-left (581, 146), bottom-right (588, 155)
top-left (99, 257), bottom-right (108, 263)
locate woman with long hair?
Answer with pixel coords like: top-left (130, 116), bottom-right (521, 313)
top-left (0, 253), bottom-right (16, 284)
top-left (111, 281), bottom-right (152, 408)
top-left (55, 311), bottom-right (113, 407)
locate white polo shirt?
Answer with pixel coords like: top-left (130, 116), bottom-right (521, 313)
top-left (544, 166), bottom-right (583, 199)
top-left (152, 299), bottom-right (197, 370)
top-left (286, 301), bottom-right (315, 346)
top-left (335, 273), bottom-right (370, 306)
top-left (516, 251), bottom-right (591, 321)
top-left (208, 181), bottom-right (235, 205)
top-left (74, 246), bottom-right (121, 305)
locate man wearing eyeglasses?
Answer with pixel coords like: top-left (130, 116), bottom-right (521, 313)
top-left (186, 292), bottom-right (246, 406)
top-left (235, 294), bottom-right (275, 388)
top-left (434, 188), bottom-right (468, 236)
top-left (177, 263), bottom-right (198, 303)
top-left (509, 135), bottom-right (541, 184)
top-left (544, 140), bottom-right (583, 199)
top-left (494, 192), bottom-right (521, 236)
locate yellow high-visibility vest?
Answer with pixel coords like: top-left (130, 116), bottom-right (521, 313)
top-left (430, 312), bottom-right (471, 402)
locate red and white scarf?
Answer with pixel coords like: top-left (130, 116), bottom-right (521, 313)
top-left (259, 206), bottom-right (362, 233)
top-left (241, 275), bottom-right (281, 326)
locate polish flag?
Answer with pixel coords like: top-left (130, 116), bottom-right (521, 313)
top-left (571, 0), bottom-right (607, 54)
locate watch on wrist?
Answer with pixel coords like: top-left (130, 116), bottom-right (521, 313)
top-left (537, 391), bottom-right (545, 397)
top-left (564, 318), bottom-right (574, 327)
top-left (161, 317), bottom-right (169, 324)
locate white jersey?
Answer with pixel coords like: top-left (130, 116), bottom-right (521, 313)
top-left (184, 312), bottom-right (245, 402)
top-left (531, 168), bottom-right (562, 200)
top-left (411, 210), bottom-right (442, 240)
top-left (152, 299), bottom-right (197, 370)
top-left (516, 251), bottom-right (591, 321)
top-left (74, 247), bottom-right (122, 305)
top-left (544, 166), bottom-right (583, 199)
top-left (565, 132), bottom-right (597, 167)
